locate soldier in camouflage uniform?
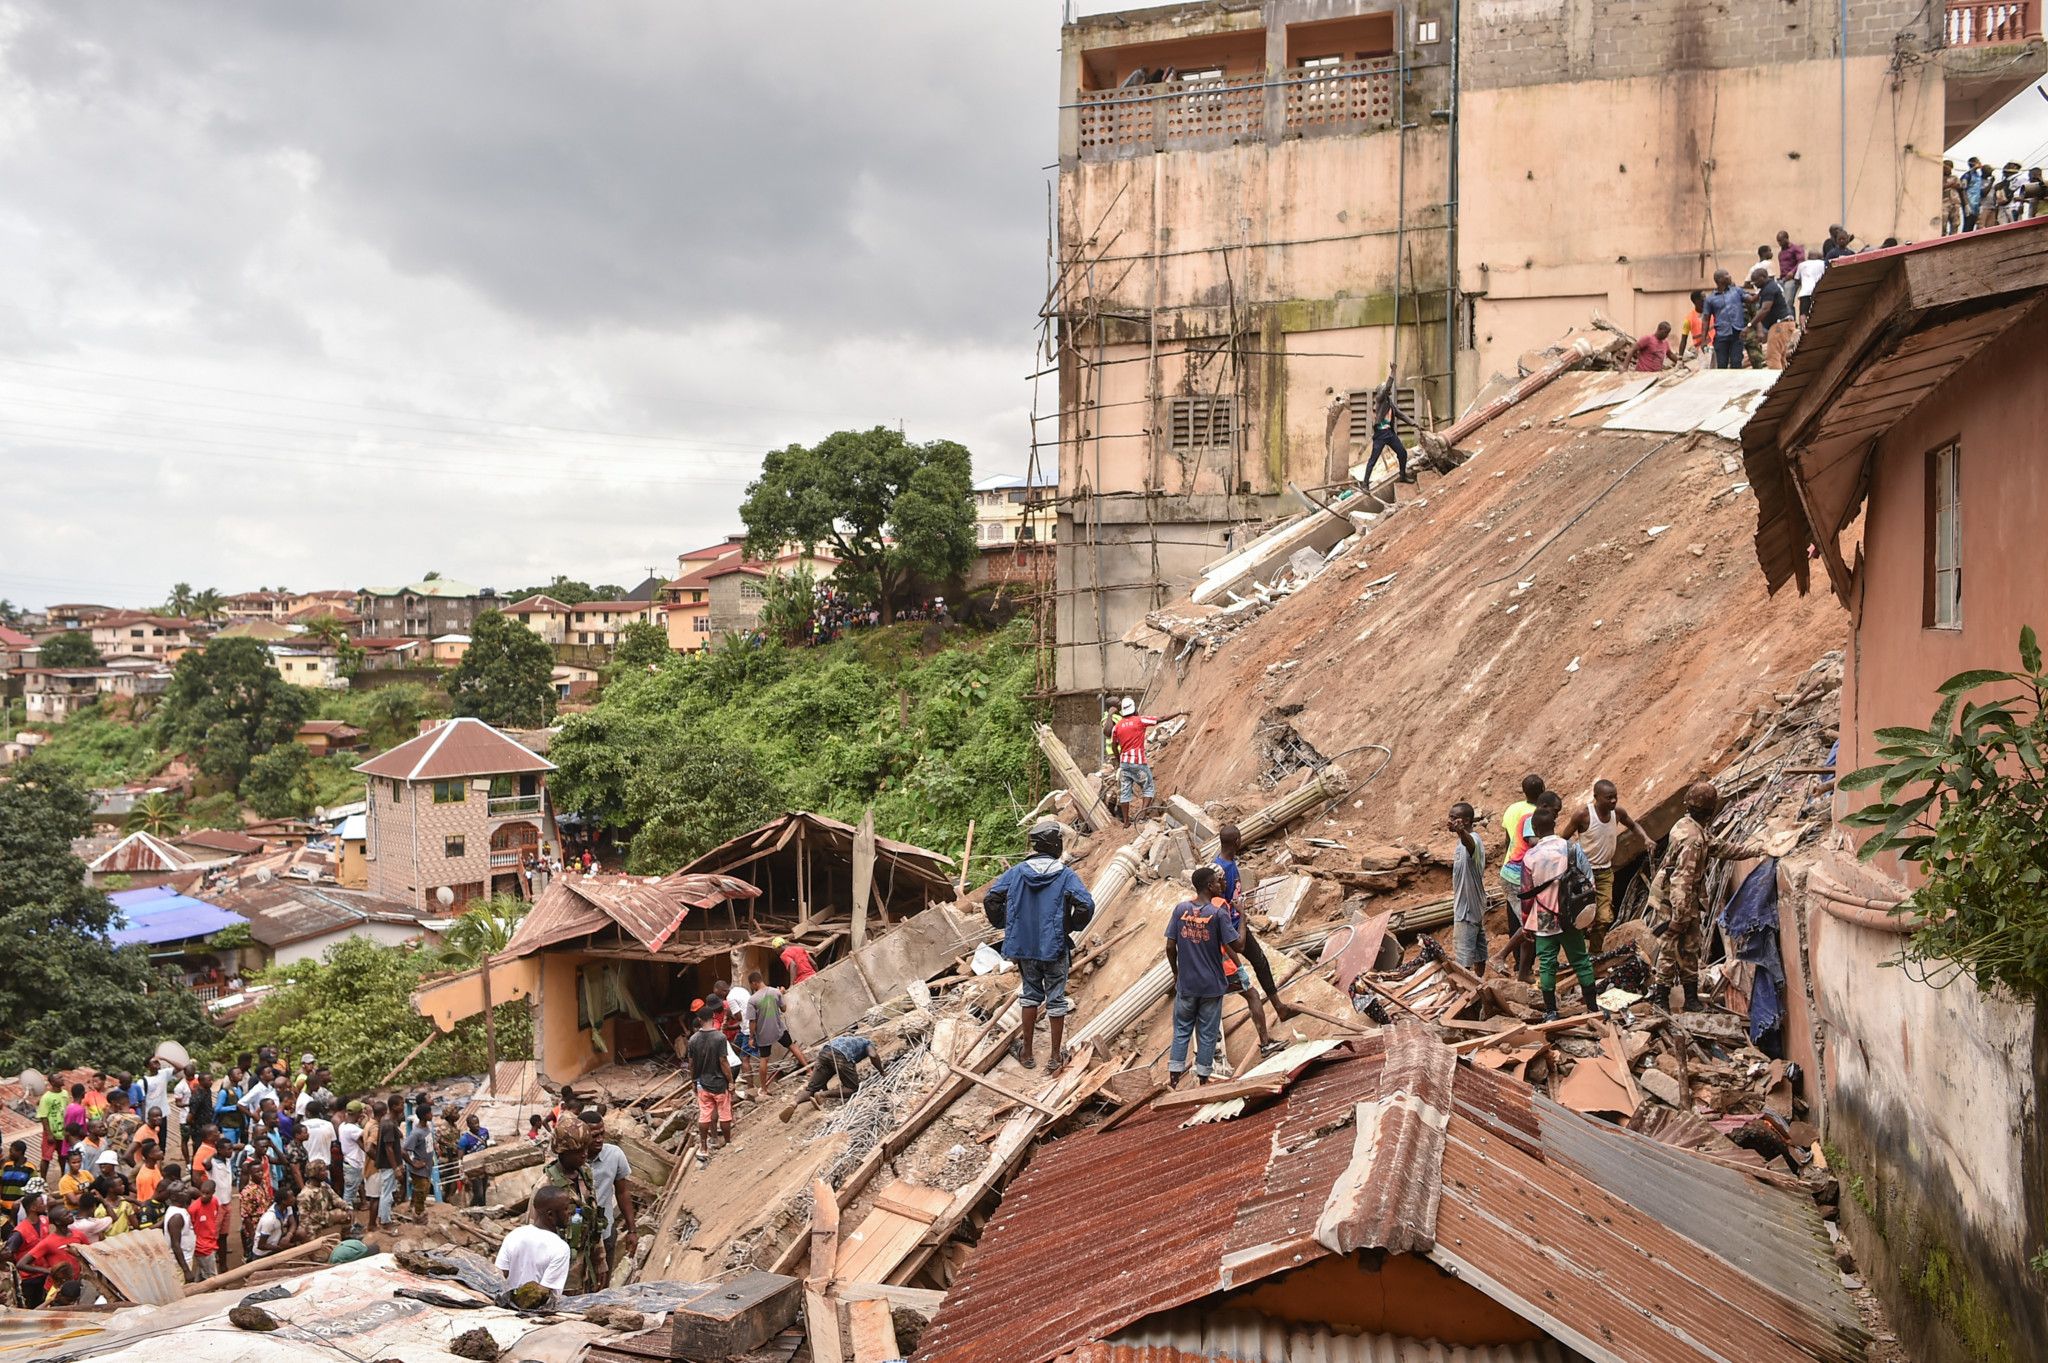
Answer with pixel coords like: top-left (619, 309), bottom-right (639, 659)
top-left (537, 1114), bottom-right (606, 1293)
top-left (296, 1160), bottom-right (349, 1235)
top-left (1651, 781), bottom-right (1766, 1011)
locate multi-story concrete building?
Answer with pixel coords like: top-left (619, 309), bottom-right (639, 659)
top-left (90, 613), bottom-right (202, 660)
top-left (220, 590), bottom-right (294, 623)
top-left (501, 594), bottom-right (574, 645)
top-left (974, 471), bottom-right (1058, 548)
top-left (355, 578), bottom-right (500, 639)
top-left (1047, 0), bottom-right (2026, 742)
top-left (356, 717), bottom-right (557, 910)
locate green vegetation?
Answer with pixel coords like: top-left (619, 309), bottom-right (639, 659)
top-left (29, 707), bottom-right (169, 786)
top-left (505, 577), bottom-right (630, 606)
top-left (550, 620), bottom-right (1040, 878)
top-left (447, 610), bottom-right (556, 729)
top-left (1840, 627), bottom-right (2048, 997)
top-left (740, 427), bottom-right (974, 624)
top-left (309, 682), bottom-right (450, 750)
top-left (159, 635), bottom-right (309, 786)
top-left (41, 631), bottom-right (102, 667)
top-left (0, 756), bottom-right (214, 1072)
top-left (611, 620), bottom-right (673, 670)
top-left (219, 936), bottom-right (530, 1094)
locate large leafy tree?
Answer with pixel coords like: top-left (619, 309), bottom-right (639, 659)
top-left (0, 757), bottom-right (214, 1071)
top-left (159, 635), bottom-right (311, 786)
top-left (508, 577), bottom-right (629, 606)
top-left (612, 620), bottom-right (673, 670)
top-left (740, 427), bottom-right (975, 624)
top-left (244, 742), bottom-right (316, 818)
top-left (41, 631), bottom-right (103, 667)
top-left (446, 610), bottom-right (556, 728)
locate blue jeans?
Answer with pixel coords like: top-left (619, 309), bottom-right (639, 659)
top-left (1016, 953), bottom-right (1072, 1016)
top-left (1713, 333), bottom-right (1746, 370)
top-left (343, 1163), bottom-right (363, 1208)
top-left (1169, 993), bottom-right (1224, 1078)
top-left (1118, 762), bottom-right (1156, 804)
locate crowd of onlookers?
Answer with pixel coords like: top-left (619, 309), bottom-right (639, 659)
top-left (1945, 155), bottom-right (2045, 234)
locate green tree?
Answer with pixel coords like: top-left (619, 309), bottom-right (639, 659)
top-left (166, 583), bottom-right (195, 617)
top-left (0, 598), bottom-right (19, 626)
top-left (0, 757), bottom-right (214, 1071)
top-left (430, 896), bottom-right (529, 971)
top-left (243, 741), bottom-right (316, 818)
top-left (126, 791), bottom-right (181, 837)
top-left (740, 427), bottom-right (975, 624)
top-left (446, 611), bottom-right (556, 728)
top-left (190, 588), bottom-right (225, 622)
top-left (625, 730), bottom-right (787, 871)
top-left (1841, 626), bottom-right (2048, 997)
top-left (303, 615), bottom-right (365, 679)
top-left (759, 566), bottom-right (819, 645)
top-left (612, 620), bottom-right (672, 670)
top-left (41, 631), bottom-right (103, 667)
top-left (362, 684), bottom-right (434, 748)
top-left (159, 636), bottom-right (310, 785)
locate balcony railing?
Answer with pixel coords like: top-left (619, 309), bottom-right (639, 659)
top-left (1075, 61), bottom-right (1399, 159)
top-left (487, 794), bottom-right (543, 816)
top-left (1945, 0), bottom-right (2038, 45)
top-left (488, 850), bottom-right (524, 868)
top-left (1284, 58), bottom-right (1395, 133)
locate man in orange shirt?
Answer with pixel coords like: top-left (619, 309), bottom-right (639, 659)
top-left (1108, 697), bottom-right (1187, 823)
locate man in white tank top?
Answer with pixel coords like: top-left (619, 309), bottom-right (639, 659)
top-left (1560, 779), bottom-right (1649, 955)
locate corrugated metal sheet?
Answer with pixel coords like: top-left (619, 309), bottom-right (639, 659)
top-left (915, 1033), bottom-right (1864, 1363)
top-left (92, 831), bottom-right (196, 874)
top-left (78, 1229), bottom-right (187, 1304)
top-left (1100, 1308), bottom-right (1582, 1363)
top-left (1314, 1022), bottom-right (1452, 1255)
top-left (1182, 1038), bottom-right (1344, 1125)
top-left (499, 872), bottom-right (761, 957)
top-left (0, 1310), bottom-right (112, 1356)
top-left (354, 716), bottom-right (554, 780)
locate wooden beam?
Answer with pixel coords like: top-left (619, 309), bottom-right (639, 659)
top-left (1150, 1072), bottom-right (1288, 1110)
top-left (956, 818), bottom-right (976, 894)
top-left (378, 1031), bottom-right (438, 1087)
top-left (183, 1235), bottom-right (338, 1295)
top-left (805, 1289), bottom-right (844, 1363)
top-left (807, 1176), bottom-right (839, 1284)
top-left (830, 1281), bottom-right (946, 1314)
top-left (1775, 267), bottom-right (1912, 459)
top-left (1451, 1012), bottom-right (1603, 1053)
top-left (848, 1298), bottom-right (900, 1363)
top-left (942, 1060), bottom-right (1063, 1117)
top-left (851, 811), bottom-right (875, 950)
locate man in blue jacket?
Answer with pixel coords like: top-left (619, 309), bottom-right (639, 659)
top-left (983, 819), bottom-right (1096, 1071)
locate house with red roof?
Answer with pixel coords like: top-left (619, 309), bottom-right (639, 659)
top-left (355, 717), bottom-right (557, 910)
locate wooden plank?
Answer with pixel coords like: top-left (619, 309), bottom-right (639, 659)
top-left (808, 1177), bottom-right (840, 1284)
top-left (848, 1298), bottom-right (900, 1363)
top-left (670, 1270), bottom-right (802, 1360)
top-left (1033, 723), bottom-right (1114, 832)
top-left (851, 808), bottom-right (876, 951)
top-left (1451, 1012), bottom-right (1603, 1054)
top-left (835, 1180), bottom-right (952, 1285)
top-left (942, 1060), bottom-right (1062, 1117)
top-left (806, 1289), bottom-right (844, 1363)
top-left (956, 818), bottom-right (975, 894)
top-left (183, 1234), bottom-right (338, 1296)
top-left (378, 1031), bottom-right (438, 1087)
top-left (830, 1281), bottom-right (946, 1315)
top-left (1150, 1072), bottom-right (1288, 1110)
top-left (1599, 1019), bottom-right (1645, 1113)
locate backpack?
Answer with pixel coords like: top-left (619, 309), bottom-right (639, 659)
top-left (1521, 859), bottom-right (1598, 930)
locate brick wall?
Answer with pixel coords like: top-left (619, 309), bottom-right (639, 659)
top-left (365, 776), bottom-right (498, 910)
top-left (1462, 0), bottom-right (1938, 90)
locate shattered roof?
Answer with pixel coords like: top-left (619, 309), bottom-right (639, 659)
top-left (915, 1028), bottom-right (1862, 1363)
top-left (680, 810), bottom-right (956, 895)
top-left (355, 715), bottom-right (554, 781)
top-left (501, 871), bottom-right (764, 957)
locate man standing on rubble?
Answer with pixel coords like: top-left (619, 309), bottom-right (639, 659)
top-left (1165, 864), bottom-right (1241, 1086)
top-left (1109, 697), bottom-right (1186, 824)
top-left (1560, 780), bottom-right (1649, 957)
top-left (1447, 803), bottom-right (1488, 970)
top-left (1499, 774), bottom-right (1544, 981)
top-left (498, 1185), bottom-right (574, 1301)
top-left (1360, 361), bottom-right (1415, 488)
top-left (1705, 270), bottom-right (1748, 370)
top-left (983, 818), bottom-right (1096, 1071)
top-left (537, 1115), bottom-right (606, 1293)
top-left (1511, 806), bottom-right (1598, 1021)
top-left (1214, 824), bottom-right (1291, 1048)
top-left (579, 1108), bottom-right (636, 1281)
top-left (685, 1008), bottom-right (735, 1164)
top-left (1652, 781), bottom-right (1772, 1011)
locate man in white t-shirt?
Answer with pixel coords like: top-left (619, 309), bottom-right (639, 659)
top-left (302, 1102), bottom-right (338, 1176)
top-left (337, 1102), bottom-right (368, 1207)
top-left (1794, 254), bottom-right (1828, 323)
top-left (252, 1186), bottom-right (298, 1257)
top-left (497, 1186), bottom-right (574, 1297)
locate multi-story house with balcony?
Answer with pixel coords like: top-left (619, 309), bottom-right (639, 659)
top-left (355, 717), bottom-right (557, 910)
top-left (355, 578), bottom-right (500, 639)
top-left (221, 590), bottom-right (294, 623)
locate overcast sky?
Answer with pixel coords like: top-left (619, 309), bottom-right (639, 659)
top-left (0, 2), bottom-right (1066, 608)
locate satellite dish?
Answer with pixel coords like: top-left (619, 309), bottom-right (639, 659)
top-left (436, 886), bottom-right (456, 908)
top-left (18, 1069), bottom-right (47, 1099)
top-left (254, 867), bottom-right (273, 884)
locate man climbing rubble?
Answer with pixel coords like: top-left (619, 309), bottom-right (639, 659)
top-left (1213, 824), bottom-right (1290, 1053)
top-left (1360, 361), bottom-right (1416, 488)
top-left (983, 818), bottom-right (1096, 1070)
top-left (1165, 864), bottom-right (1241, 1086)
top-left (782, 1031), bottom-right (889, 1120)
top-left (1509, 806), bottom-right (1599, 1022)
top-left (1108, 697), bottom-right (1186, 823)
top-left (1651, 780), bottom-right (1775, 1012)
top-left (684, 1007), bottom-right (735, 1164)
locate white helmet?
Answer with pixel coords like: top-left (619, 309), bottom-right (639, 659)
top-left (1119, 697), bottom-right (1136, 716)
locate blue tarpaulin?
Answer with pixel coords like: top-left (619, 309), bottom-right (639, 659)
top-left (1720, 858), bottom-right (1786, 1053)
top-left (108, 886), bottom-right (247, 947)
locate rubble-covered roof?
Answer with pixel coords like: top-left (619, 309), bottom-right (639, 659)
top-left (916, 1030), bottom-right (1862, 1363)
top-left (204, 882), bottom-right (432, 948)
top-left (679, 810), bottom-right (956, 896)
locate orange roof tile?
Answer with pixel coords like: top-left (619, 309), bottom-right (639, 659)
top-left (354, 717), bottom-right (554, 782)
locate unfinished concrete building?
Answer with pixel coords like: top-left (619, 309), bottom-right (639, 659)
top-left (1047, 0), bottom-right (2035, 746)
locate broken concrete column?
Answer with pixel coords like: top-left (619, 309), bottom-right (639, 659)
top-left (1191, 501), bottom-right (1359, 607)
top-left (1088, 831), bottom-right (1153, 919)
top-left (1033, 723), bottom-right (1115, 833)
top-left (1198, 763), bottom-right (1351, 859)
top-left (1164, 795), bottom-right (1217, 845)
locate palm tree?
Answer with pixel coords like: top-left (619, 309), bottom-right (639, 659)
top-left (167, 583), bottom-right (195, 617)
top-left (303, 615), bottom-right (349, 649)
top-left (191, 588), bottom-right (225, 622)
top-left (0, 598), bottom-right (19, 626)
top-left (431, 895), bottom-right (528, 970)
top-left (127, 792), bottom-right (180, 838)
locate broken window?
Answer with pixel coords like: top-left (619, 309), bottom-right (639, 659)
top-left (1926, 441), bottom-right (1961, 629)
top-left (1169, 394), bottom-right (1235, 453)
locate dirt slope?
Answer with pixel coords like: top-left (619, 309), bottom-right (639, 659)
top-left (1143, 369), bottom-right (1842, 846)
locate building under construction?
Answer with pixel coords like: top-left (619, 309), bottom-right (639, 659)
top-left (1039, 0), bottom-right (2035, 742)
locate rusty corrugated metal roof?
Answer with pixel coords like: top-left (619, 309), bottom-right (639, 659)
top-left (913, 1032), bottom-right (1864, 1363)
top-left (355, 716), bottom-right (554, 781)
top-left (1313, 1021), bottom-right (1452, 1256)
top-left (499, 872), bottom-right (762, 957)
top-left (1094, 1307), bottom-right (1582, 1362)
top-left (77, 1230), bottom-right (186, 1304)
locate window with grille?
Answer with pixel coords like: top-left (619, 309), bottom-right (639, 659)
top-left (1347, 385), bottom-right (1427, 441)
top-left (1168, 395), bottom-right (1235, 452)
top-left (1926, 441), bottom-right (1961, 629)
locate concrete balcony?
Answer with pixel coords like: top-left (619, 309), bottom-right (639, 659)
top-left (487, 794), bottom-right (543, 817)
